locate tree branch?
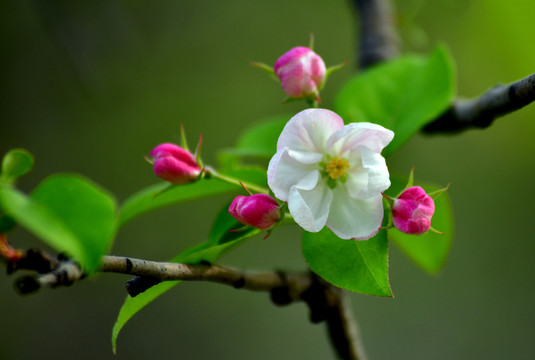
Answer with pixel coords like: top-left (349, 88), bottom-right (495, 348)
top-left (12, 254), bottom-right (310, 298)
top-left (423, 72), bottom-right (535, 134)
top-left (5, 249), bottom-right (367, 360)
top-left (102, 255), bottom-right (312, 297)
top-left (351, 0), bottom-right (399, 69)
top-left (327, 292), bottom-right (368, 360)
top-left (302, 273), bottom-right (369, 360)
top-left (350, 1), bottom-right (534, 133)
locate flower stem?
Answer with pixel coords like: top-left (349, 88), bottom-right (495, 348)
top-left (306, 98), bottom-right (320, 108)
top-left (281, 212), bottom-right (294, 225)
top-left (206, 167), bottom-right (270, 194)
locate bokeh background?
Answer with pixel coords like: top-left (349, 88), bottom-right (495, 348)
top-left (1, 0), bottom-right (534, 359)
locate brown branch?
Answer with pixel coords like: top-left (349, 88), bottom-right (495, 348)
top-left (351, 0), bottom-right (399, 69)
top-left (6, 249), bottom-right (367, 360)
top-left (423, 72), bottom-right (535, 134)
top-left (302, 273), bottom-right (369, 360)
top-left (328, 292), bottom-right (368, 360)
top-left (350, 1), bottom-right (534, 133)
top-left (7, 248), bottom-right (59, 274)
top-left (11, 254), bottom-right (310, 298)
top-left (101, 255), bottom-right (312, 299)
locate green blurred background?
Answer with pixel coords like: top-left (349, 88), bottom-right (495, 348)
top-left (1, 0), bottom-right (534, 359)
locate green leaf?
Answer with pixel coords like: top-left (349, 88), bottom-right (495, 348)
top-left (386, 176), bottom-right (453, 274)
top-left (185, 203), bottom-right (262, 263)
top-left (118, 179), bottom-right (234, 227)
top-left (0, 174), bottom-right (117, 272)
top-left (112, 204), bottom-right (261, 353)
top-left (302, 228), bottom-right (392, 297)
top-left (1, 149), bottom-right (34, 183)
top-left (111, 281), bottom-right (177, 353)
top-left (222, 166), bottom-right (268, 190)
top-left (0, 185), bottom-right (81, 256)
top-left (335, 46), bottom-right (455, 156)
top-left (118, 167), bottom-right (267, 228)
top-left (182, 226), bottom-right (260, 265)
top-left (208, 200), bottom-right (244, 244)
top-left (220, 115), bottom-right (291, 159)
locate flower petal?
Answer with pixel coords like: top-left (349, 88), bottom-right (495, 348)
top-left (326, 122), bottom-right (394, 157)
top-left (326, 187), bottom-right (384, 240)
top-left (274, 47), bottom-right (311, 73)
top-left (286, 149), bottom-right (324, 164)
top-left (279, 62), bottom-right (305, 97)
top-left (345, 146), bottom-right (391, 199)
top-left (268, 148), bottom-right (319, 201)
top-left (277, 109), bottom-right (344, 154)
top-left (288, 179), bottom-right (333, 233)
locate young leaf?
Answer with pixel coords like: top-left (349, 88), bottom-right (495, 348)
top-left (1, 149), bottom-right (34, 183)
top-left (302, 228), bottom-right (392, 297)
top-left (118, 167), bottom-right (267, 228)
top-left (0, 185), bottom-right (83, 260)
top-left (0, 174), bottom-right (117, 272)
top-left (386, 176), bottom-right (453, 274)
top-left (111, 281), bottom-right (178, 353)
top-left (118, 179), bottom-right (235, 227)
top-left (208, 200), bottom-right (246, 244)
top-left (335, 46), bottom-right (455, 156)
top-left (222, 165), bottom-right (268, 190)
top-left (111, 204), bottom-right (261, 353)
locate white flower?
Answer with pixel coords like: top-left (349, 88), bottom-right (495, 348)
top-left (267, 109), bottom-right (394, 240)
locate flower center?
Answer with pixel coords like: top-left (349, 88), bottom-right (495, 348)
top-left (326, 157), bottom-right (350, 180)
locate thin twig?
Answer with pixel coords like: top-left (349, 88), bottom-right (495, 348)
top-left (351, 0), bottom-right (399, 69)
top-left (423, 72), bottom-right (535, 133)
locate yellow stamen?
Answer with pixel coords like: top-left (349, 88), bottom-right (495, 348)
top-left (326, 157), bottom-right (350, 179)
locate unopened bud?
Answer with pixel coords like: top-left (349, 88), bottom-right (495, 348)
top-left (228, 194), bottom-right (281, 230)
top-left (392, 186), bottom-right (435, 235)
top-left (274, 47), bottom-right (326, 102)
top-left (150, 143), bottom-right (201, 184)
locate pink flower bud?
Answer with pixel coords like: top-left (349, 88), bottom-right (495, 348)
top-left (274, 47), bottom-right (326, 101)
top-left (150, 143), bottom-right (201, 184)
top-left (228, 194), bottom-right (281, 230)
top-left (392, 186), bottom-right (435, 235)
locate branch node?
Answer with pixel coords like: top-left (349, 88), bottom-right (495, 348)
top-left (14, 276), bottom-right (40, 295)
top-left (232, 277), bottom-right (246, 289)
top-left (269, 271), bottom-right (293, 306)
top-left (301, 272), bottom-right (339, 324)
top-left (125, 258), bottom-right (133, 273)
top-left (126, 276), bottom-right (161, 297)
top-left (7, 248), bottom-right (59, 275)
